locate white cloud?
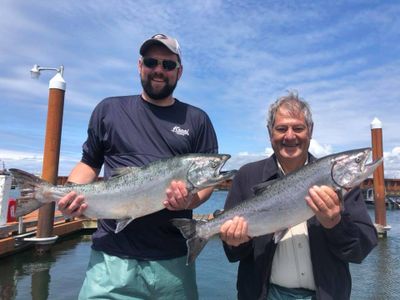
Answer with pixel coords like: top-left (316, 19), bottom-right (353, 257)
top-left (384, 147), bottom-right (400, 179)
top-left (0, 149), bottom-right (80, 176)
top-left (309, 140), bottom-right (333, 157)
top-left (0, 149), bottom-right (43, 161)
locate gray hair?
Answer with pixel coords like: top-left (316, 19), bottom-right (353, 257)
top-left (267, 91), bottom-right (313, 136)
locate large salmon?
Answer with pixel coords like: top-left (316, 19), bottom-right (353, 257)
top-left (10, 153), bottom-right (236, 233)
top-left (172, 148), bottom-right (382, 265)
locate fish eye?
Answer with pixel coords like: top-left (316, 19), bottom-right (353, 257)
top-left (211, 160), bottom-right (219, 168)
top-left (355, 157), bottom-right (362, 163)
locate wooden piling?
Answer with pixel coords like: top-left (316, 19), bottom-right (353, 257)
top-left (36, 74), bottom-right (66, 253)
top-left (370, 117), bottom-right (389, 237)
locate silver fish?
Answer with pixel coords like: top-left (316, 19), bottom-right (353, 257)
top-left (10, 154), bottom-right (236, 233)
top-left (172, 148), bottom-right (383, 265)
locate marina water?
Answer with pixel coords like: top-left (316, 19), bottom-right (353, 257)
top-left (1, 191), bottom-right (399, 299)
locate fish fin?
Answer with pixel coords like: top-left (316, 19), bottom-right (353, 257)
top-left (9, 168), bottom-right (51, 217)
top-left (273, 229), bottom-right (288, 243)
top-left (337, 189), bottom-right (346, 212)
top-left (115, 218), bottom-right (134, 233)
top-left (252, 179), bottom-right (278, 195)
top-left (111, 166), bottom-right (141, 178)
top-left (171, 218), bottom-right (209, 265)
top-left (9, 168), bottom-right (47, 189)
top-left (15, 197), bottom-right (44, 218)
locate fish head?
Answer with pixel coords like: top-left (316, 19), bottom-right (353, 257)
top-left (331, 148), bottom-right (383, 189)
top-left (186, 154), bottom-right (237, 190)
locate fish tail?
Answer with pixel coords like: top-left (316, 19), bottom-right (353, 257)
top-left (9, 168), bottom-right (51, 217)
top-left (171, 218), bottom-right (209, 265)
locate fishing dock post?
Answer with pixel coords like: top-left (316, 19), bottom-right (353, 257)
top-left (30, 65), bottom-right (66, 253)
top-left (371, 117), bottom-right (390, 237)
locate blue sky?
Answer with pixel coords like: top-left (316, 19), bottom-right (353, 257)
top-left (1, 0), bottom-right (399, 177)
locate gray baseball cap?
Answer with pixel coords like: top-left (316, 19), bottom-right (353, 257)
top-left (140, 33), bottom-right (182, 61)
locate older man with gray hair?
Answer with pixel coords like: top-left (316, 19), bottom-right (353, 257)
top-left (220, 91), bottom-right (377, 300)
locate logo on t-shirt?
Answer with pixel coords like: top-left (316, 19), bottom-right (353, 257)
top-left (171, 126), bottom-right (190, 136)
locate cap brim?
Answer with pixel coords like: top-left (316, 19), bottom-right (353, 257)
top-left (140, 39), bottom-right (180, 57)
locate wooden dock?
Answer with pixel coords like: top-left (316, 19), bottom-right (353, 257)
top-left (0, 210), bottom-right (96, 257)
top-left (0, 210), bottom-right (215, 258)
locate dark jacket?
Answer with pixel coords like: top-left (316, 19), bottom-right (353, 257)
top-left (223, 154), bottom-right (378, 300)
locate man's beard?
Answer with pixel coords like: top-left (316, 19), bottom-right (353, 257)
top-left (141, 74), bottom-right (178, 100)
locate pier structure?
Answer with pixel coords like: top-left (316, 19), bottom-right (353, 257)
top-left (371, 117), bottom-right (391, 237)
top-left (0, 210), bottom-right (96, 257)
top-left (30, 64), bottom-right (66, 253)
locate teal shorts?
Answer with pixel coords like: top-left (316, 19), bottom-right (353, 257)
top-left (79, 249), bottom-right (198, 300)
top-left (267, 283), bottom-right (315, 300)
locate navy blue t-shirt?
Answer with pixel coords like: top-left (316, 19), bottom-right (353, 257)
top-left (81, 95), bottom-right (218, 259)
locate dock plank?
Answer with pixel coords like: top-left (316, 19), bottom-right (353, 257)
top-left (0, 209), bottom-right (95, 257)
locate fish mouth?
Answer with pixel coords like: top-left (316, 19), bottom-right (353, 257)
top-left (187, 154), bottom-right (237, 189)
top-left (363, 155), bottom-right (383, 176)
top-left (353, 150), bottom-right (383, 188)
top-left (217, 169), bottom-right (237, 181)
top-left (358, 148), bottom-right (383, 175)
top-left (332, 148), bottom-right (384, 189)
top-left (215, 154), bottom-right (237, 181)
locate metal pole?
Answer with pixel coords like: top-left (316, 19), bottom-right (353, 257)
top-left (36, 72), bottom-right (66, 254)
top-left (370, 117), bottom-right (389, 237)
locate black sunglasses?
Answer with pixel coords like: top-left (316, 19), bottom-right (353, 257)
top-left (142, 57), bottom-right (180, 71)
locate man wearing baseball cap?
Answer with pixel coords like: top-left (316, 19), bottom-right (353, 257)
top-left (140, 33), bottom-right (182, 62)
top-left (58, 33), bottom-right (218, 299)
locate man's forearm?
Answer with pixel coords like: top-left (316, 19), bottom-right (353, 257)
top-left (67, 162), bottom-right (100, 184)
top-left (187, 187), bottom-right (214, 209)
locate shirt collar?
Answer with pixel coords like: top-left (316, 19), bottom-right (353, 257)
top-left (262, 153), bottom-right (315, 181)
top-left (277, 158), bottom-right (309, 176)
